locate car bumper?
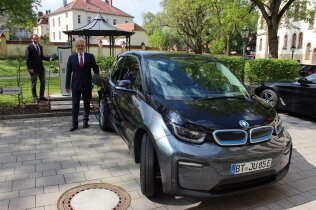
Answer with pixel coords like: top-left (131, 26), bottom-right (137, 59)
top-left (155, 130), bottom-right (292, 197)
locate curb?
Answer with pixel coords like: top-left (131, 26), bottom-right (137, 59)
top-left (0, 111), bottom-right (72, 120)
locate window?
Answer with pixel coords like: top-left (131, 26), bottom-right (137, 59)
top-left (113, 19), bottom-right (116, 25)
top-left (59, 31), bottom-right (61, 40)
top-left (111, 57), bottom-right (126, 83)
top-left (88, 16), bottom-right (91, 24)
top-left (65, 13), bottom-right (68, 18)
top-left (292, 34), bottom-right (297, 48)
top-left (125, 20), bottom-right (128, 23)
top-left (305, 43), bottom-right (311, 60)
top-left (260, 18), bottom-right (264, 30)
top-left (277, 36), bottom-right (280, 49)
top-left (53, 32), bottom-right (55, 40)
top-left (78, 15), bottom-right (81, 24)
top-left (52, 18), bottom-right (55, 27)
top-left (58, 17), bottom-right (60, 26)
top-left (298, 32), bottom-right (303, 48)
top-left (259, 38), bottom-right (262, 51)
top-left (66, 24), bottom-right (68, 31)
top-left (283, 35), bottom-right (288, 49)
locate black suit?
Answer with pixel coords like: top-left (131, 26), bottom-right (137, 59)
top-left (66, 53), bottom-right (99, 127)
top-left (25, 43), bottom-right (50, 98)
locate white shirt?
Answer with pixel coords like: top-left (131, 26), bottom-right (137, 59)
top-left (78, 52), bottom-right (85, 64)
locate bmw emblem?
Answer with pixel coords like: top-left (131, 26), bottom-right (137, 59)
top-left (239, 120), bottom-right (249, 128)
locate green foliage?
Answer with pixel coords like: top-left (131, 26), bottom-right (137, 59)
top-left (210, 37), bottom-right (226, 54)
top-left (214, 55), bottom-right (245, 81)
top-left (0, 0), bottom-right (40, 29)
top-left (96, 56), bottom-right (115, 76)
top-left (245, 59), bottom-right (299, 85)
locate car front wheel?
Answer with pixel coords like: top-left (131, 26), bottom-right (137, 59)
top-left (99, 95), bottom-right (111, 131)
top-left (260, 89), bottom-right (278, 108)
top-left (140, 133), bottom-right (157, 197)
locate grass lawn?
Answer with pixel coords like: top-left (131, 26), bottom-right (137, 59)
top-left (0, 60), bottom-right (59, 77)
top-left (0, 77), bottom-right (61, 106)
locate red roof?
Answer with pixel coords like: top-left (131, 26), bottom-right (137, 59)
top-left (115, 23), bottom-right (146, 32)
top-left (0, 32), bottom-right (6, 38)
top-left (50, 0), bottom-right (133, 18)
top-left (37, 15), bottom-right (49, 25)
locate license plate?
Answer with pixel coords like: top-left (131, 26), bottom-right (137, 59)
top-left (230, 158), bottom-right (272, 175)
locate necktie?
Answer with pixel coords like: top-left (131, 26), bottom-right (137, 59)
top-left (36, 44), bottom-right (40, 55)
top-left (80, 53), bottom-right (84, 69)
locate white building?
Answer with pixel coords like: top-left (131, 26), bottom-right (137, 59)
top-left (256, 5), bottom-right (316, 64)
top-left (47, 0), bottom-right (147, 46)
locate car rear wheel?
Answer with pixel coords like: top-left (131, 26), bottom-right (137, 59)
top-left (140, 133), bottom-right (157, 197)
top-left (99, 95), bottom-right (112, 131)
top-left (260, 89), bottom-right (278, 108)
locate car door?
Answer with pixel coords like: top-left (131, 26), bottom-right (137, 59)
top-left (112, 56), bottom-right (144, 142)
top-left (275, 81), bottom-right (303, 112)
top-left (108, 56), bottom-right (127, 134)
top-left (297, 74), bottom-right (316, 116)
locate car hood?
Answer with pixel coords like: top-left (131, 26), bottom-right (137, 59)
top-left (150, 95), bottom-right (276, 130)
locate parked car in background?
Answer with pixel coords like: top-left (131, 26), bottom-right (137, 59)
top-left (97, 51), bottom-right (292, 197)
top-left (254, 73), bottom-right (316, 118)
top-left (299, 65), bottom-right (316, 77)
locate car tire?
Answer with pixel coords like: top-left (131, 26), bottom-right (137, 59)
top-left (140, 133), bottom-right (157, 197)
top-left (260, 89), bottom-right (278, 108)
top-left (99, 95), bottom-right (112, 131)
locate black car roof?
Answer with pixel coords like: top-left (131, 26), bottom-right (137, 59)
top-left (118, 51), bottom-right (218, 62)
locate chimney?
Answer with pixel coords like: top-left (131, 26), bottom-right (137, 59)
top-left (38, 11), bottom-right (43, 17)
top-left (63, 0), bottom-right (67, 7)
top-left (104, 0), bottom-right (112, 6)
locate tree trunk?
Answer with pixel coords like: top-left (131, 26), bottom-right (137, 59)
top-left (267, 23), bottom-right (279, 58)
top-left (226, 34), bottom-right (231, 55)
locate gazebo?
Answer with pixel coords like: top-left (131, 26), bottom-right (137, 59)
top-left (63, 13), bottom-right (134, 56)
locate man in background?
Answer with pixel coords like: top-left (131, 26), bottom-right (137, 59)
top-left (25, 34), bottom-right (52, 102)
top-left (66, 37), bottom-right (99, 131)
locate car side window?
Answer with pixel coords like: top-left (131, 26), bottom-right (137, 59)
top-left (111, 57), bottom-right (126, 83)
top-left (122, 56), bottom-right (142, 91)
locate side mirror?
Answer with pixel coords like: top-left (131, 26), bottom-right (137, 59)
top-left (117, 80), bottom-right (131, 88)
top-left (298, 77), bottom-right (311, 86)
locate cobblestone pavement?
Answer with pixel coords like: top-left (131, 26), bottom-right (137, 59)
top-left (0, 113), bottom-right (315, 210)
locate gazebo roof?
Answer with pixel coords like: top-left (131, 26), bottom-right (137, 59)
top-left (63, 14), bottom-right (134, 36)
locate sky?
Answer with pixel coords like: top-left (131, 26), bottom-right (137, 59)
top-left (37, 0), bottom-right (162, 26)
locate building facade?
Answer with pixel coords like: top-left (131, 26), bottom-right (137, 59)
top-left (256, 4), bottom-right (316, 64)
top-left (48, 0), bottom-right (136, 43)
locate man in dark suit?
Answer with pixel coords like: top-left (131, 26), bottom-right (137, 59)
top-left (66, 37), bottom-right (99, 131)
top-left (25, 34), bottom-right (52, 102)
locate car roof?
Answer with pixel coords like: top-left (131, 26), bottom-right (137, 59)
top-left (118, 51), bottom-right (218, 61)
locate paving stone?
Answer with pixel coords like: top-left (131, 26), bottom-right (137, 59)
top-left (35, 192), bottom-right (63, 207)
top-left (64, 172), bottom-right (86, 184)
top-left (9, 196), bottom-right (35, 210)
top-left (0, 200), bottom-right (9, 210)
top-left (36, 175), bottom-right (65, 187)
top-left (20, 187), bottom-right (43, 197)
top-left (12, 178), bottom-right (35, 191)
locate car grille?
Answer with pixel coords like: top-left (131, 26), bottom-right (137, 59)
top-left (212, 126), bottom-right (274, 146)
top-left (210, 174), bottom-right (276, 194)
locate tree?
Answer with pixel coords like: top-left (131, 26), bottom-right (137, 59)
top-left (250, 0), bottom-right (315, 58)
top-left (142, 12), bottom-right (185, 50)
top-left (0, 0), bottom-right (40, 29)
top-left (162, 0), bottom-right (216, 54)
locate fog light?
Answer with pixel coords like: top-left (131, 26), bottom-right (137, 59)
top-left (178, 161), bottom-right (206, 168)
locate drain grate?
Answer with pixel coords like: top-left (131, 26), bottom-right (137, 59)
top-left (57, 183), bottom-right (130, 210)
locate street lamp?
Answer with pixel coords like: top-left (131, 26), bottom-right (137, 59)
top-left (290, 46), bottom-right (296, 59)
top-left (241, 26), bottom-right (250, 59)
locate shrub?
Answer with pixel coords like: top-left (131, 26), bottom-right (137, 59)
top-left (96, 56), bottom-right (115, 74)
top-left (245, 59), bottom-right (299, 85)
top-left (214, 55), bottom-right (245, 82)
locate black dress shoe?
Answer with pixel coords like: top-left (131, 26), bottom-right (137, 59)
top-left (83, 121), bottom-right (89, 128)
top-left (69, 126), bottom-right (78, 132)
top-left (40, 97), bottom-right (48, 101)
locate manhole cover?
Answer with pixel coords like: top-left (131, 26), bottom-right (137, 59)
top-left (57, 183), bottom-right (130, 210)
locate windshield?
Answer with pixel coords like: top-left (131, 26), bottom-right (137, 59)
top-left (146, 55), bottom-right (249, 100)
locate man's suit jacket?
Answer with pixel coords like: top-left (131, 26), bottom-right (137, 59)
top-left (66, 53), bottom-right (99, 91)
top-left (25, 44), bottom-right (50, 72)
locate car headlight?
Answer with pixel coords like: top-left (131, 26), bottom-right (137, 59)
top-left (166, 120), bottom-right (206, 144)
top-left (273, 114), bottom-right (283, 135)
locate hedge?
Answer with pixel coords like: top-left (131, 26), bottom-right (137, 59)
top-left (96, 56), bottom-right (115, 74)
top-left (214, 55), bottom-right (245, 82)
top-left (245, 58), bottom-right (299, 85)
